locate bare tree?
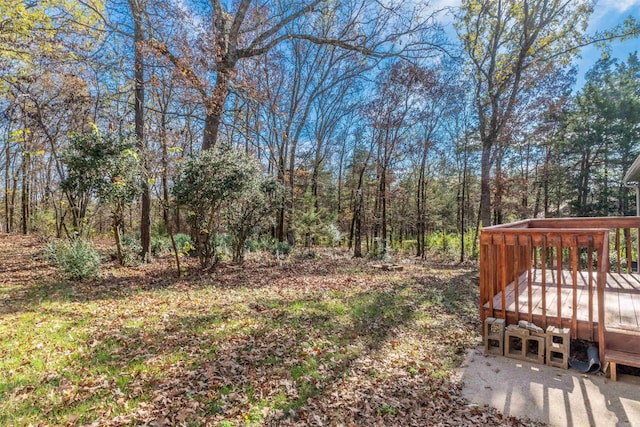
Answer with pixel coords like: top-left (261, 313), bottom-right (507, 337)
top-left (151, 0), bottom-right (442, 150)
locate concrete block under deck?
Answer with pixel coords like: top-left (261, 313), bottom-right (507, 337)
top-left (484, 317), bottom-right (505, 356)
top-left (546, 326), bottom-right (570, 369)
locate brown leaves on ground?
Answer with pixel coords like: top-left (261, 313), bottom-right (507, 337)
top-left (0, 235), bottom-right (538, 426)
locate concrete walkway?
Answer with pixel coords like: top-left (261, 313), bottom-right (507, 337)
top-left (458, 347), bottom-right (640, 426)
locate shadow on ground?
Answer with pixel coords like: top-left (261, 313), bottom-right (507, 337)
top-left (459, 347), bottom-right (640, 426)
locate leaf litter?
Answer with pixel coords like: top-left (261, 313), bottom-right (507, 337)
top-left (0, 235), bottom-right (542, 426)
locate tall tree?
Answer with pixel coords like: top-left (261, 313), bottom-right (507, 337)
top-left (128, 0), bottom-right (151, 260)
top-left (152, 0), bottom-right (440, 150)
top-left (458, 0), bottom-right (608, 226)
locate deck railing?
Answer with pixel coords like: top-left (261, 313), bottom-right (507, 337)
top-left (480, 217), bottom-right (640, 362)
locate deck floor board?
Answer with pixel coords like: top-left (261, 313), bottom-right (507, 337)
top-left (486, 269), bottom-right (640, 332)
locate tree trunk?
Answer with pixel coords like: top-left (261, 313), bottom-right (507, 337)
top-left (493, 152), bottom-right (503, 225)
top-left (10, 169), bottom-right (17, 233)
top-left (276, 147), bottom-right (287, 242)
top-left (4, 126), bottom-right (11, 233)
top-left (21, 151), bottom-right (30, 235)
top-left (459, 150), bottom-right (468, 263)
top-left (480, 139), bottom-right (492, 227)
top-left (129, 0), bottom-right (151, 261)
top-left (380, 170), bottom-right (387, 254)
top-left (337, 142), bottom-right (345, 214)
top-left (160, 106), bottom-right (181, 276)
top-left (113, 211), bottom-right (124, 265)
top-left (202, 70), bottom-right (231, 151)
top-left (353, 189), bottom-right (363, 258)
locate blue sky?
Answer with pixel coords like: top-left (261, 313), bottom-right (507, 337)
top-left (433, 0), bottom-right (640, 89)
top-left (577, 0), bottom-right (640, 87)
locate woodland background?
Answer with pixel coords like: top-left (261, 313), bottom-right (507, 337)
top-left (2, 0), bottom-right (640, 265)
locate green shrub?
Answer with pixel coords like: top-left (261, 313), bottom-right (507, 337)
top-left (271, 241), bottom-right (291, 256)
top-left (173, 233), bottom-right (196, 256)
top-left (424, 229), bottom-right (479, 259)
top-left (151, 235), bottom-right (172, 256)
top-left (43, 240), bottom-right (62, 263)
top-left (32, 209), bottom-right (58, 236)
top-left (214, 234), bottom-right (232, 259)
top-left (121, 235), bottom-right (142, 266)
top-left (172, 148), bottom-right (260, 267)
top-left (48, 239), bottom-right (101, 280)
top-left (152, 222), bottom-right (168, 237)
top-left (297, 249), bottom-right (319, 260)
top-left (244, 238), bottom-right (262, 253)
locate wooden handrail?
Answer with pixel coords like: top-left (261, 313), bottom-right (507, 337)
top-left (484, 216), bottom-right (640, 230)
top-left (480, 229), bottom-right (606, 248)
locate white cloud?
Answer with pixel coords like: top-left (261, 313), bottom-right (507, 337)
top-left (430, 0), bottom-right (461, 8)
top-left (596, 0), bottom-right (640, 13)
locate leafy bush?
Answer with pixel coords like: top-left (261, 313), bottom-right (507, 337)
top-left (152, 222), bottom-right (168, 237)
top-left (32, 209), bottom-right (58, 236)
top-left (43, 241), bottom-right (60, 264)
top-left (214, 234), bottom-right (232, 260)
top-left (47, 239), bottom-right (101, 280)
top-left (62, 129), bottom-right (141, 261)
top-left (271, 241), bottom-right (291, 256)
top-left (323, 224), bottom-right (342, 247)
top-left (423, 229), bottom-right (479, 259)
top-left (172, 148), bottom-right (260, 267)
top-left (226, 176), bottom-right (283, 264)
top-left (151, 235), bottom-right (172, 256)
top-left (173, 233), bottom-right (195, 255)
top-left (370, 238), bottom-right (391, 261)
top-left (297, 249), bottom-right (319, 260)
top-left (121, 235), bottom-right (142, 266)
top-left (244, 238), bottom-right (262, 253)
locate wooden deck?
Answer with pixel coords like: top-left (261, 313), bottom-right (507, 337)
top-left (479, 216), bottom-right (640, 370)
top-left (484, 269), bottom-right (640, 332)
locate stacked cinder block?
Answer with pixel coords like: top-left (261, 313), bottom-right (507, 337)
top-left (505, 325), bottom-right (528, 360)
top-left (546, 326), bottom-right (570, 369)
top-left (488, 319), bottom-right (547, 364)
top-left (526, 332), bottom-right (546, 364)
top-left (518, 320), bottom-right (546, 364)
top-left (484, 317), bottom-right (505, 356)
top-left (485, 319), bottom-right (571, 369)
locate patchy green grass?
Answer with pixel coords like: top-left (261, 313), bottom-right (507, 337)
top-left (0, 235), bottom-right (519, 426)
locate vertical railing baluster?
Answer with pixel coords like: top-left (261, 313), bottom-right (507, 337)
top-left (557, 235), bottom-right (563, 328)
top-left (572, 235), bottom-right (578, 339)
top-left (527, 235), bottom-right (533, 323)
top-left (597, 232), bottom-right (609, 365)
top-left (514, 234), bottom-right (520, 320)
top-left (637, 227), bottom-right (640, 274)
top-left (542, 235), bottom-right (547, 328)
top-left (588, 236), bottom-right (594, 342)
top-left (501, 234), bottom-right (507, 320)
top-left (488, 235), bottom-right (494, 316)
top-left (616, 228), bottom-right (621, 273)
top-left (626, 228), bottom-right (632, 274)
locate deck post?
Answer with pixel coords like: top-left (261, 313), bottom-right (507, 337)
top-left (588, 236), bottom-right (594, 342)
top-left (480, 238), bottom-right (486, 328)
top-left (571, 235), bottom-right (578, 339)
top-left (527, 235), bottom-right (533, 322)
top-left (556, 237), bottom-right (562, 328)
top-left (597, 233), bottom-right (609, 365)
top-left (637, 186), bottom-right (640, 273)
